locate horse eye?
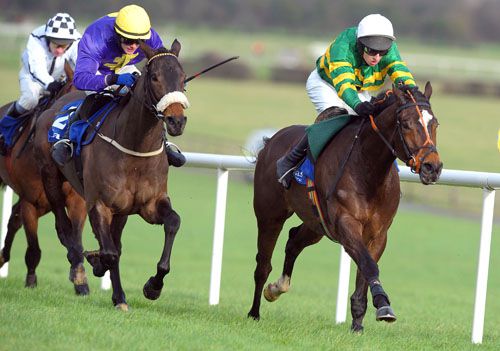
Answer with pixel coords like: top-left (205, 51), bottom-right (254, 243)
top-left (151, 73), bottom-right (159, 82)
top-left (400, 120), bottom-right (412, 129)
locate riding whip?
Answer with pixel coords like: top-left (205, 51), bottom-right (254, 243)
top-left (185, 56), bottom-right (239, 83)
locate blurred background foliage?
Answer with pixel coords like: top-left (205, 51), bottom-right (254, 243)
top-left (2, 0), bottom-right (500, 44)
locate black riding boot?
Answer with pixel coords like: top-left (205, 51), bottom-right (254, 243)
top-left (51, 138), bottom-right (73, 167)
top-left (276, 134), bottom-right (309, 188)
top-left (165, 141), bottom-right (186, 167)
top-left (51, 93), bottom-right (112, 167)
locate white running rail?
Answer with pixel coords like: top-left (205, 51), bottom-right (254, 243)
top-left (2, 152), bottom-right (499, 344)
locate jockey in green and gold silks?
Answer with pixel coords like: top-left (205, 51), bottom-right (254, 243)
top-left (276, 14), bottom-right (416, 189)
top-left (316, 26), bottom-right (415, 111)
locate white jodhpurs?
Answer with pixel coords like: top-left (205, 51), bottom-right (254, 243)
top-left (306, 69), bottom-right (374, 115)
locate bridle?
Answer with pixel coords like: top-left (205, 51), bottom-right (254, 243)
top-left (96, 51), bottom-right (188, 158)
top-left (369, 88), bottom-right (437, 173)
top-left (141, 51), bottom-right (183, 121)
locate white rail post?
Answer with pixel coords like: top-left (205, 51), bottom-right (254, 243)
top-left (471, 188), bottom-right (495, 344)
top-left (101, 270), bottom-right (111, 290)
top-left (335, 246), bottom-right (351, 323)
top-left (0, 186), bottom-right (13, 278)
top-left (209, 168), bottom-right (229, 305)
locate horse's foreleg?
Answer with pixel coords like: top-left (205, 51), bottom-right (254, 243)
top-left (350, 271), bottom-right (369, 332)
top-left (263, 224), bottom-right (322, 302)
top-left (20, 200), bottom-right (41, 288)
top-left (86, 203), bottom-right (117, 276)
top-left (109, 214), bottom-right (128, 308)
top-left (143, 197), bottom-right (180, 301)
top-left (0, 200), bottom-right (22, 268)
top-left (336, 217), bottom-right (395, 330)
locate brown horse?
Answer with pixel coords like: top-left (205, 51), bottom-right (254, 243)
top-left (0, 63), bottom-right (89, 293)
top-left (248, 82), bottom-right (443, 332)
top-left (34, 40), bottom-right (188, 310)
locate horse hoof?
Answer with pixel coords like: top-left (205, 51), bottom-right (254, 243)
top-left (263, 284), bottom-right (281, 302)
top-left (143, 277), bottom-right (163, 300)
top-left (376, 306), bottom-right (397, 322)
top-left (350, 324), bottom-right (364, 334)
top-left (74, 283), bottom-right (90, 296)
top-left (247, 312), bottom-right (260, 321)
top-left (25, 274), bottom-right (37, 288)
top-left (115, 303), bottom-right (129, 312)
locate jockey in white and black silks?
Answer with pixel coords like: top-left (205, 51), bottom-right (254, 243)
top-left (0, 13), bottom-right (80, 155)
top-left (10, 13), bottom-right (80, 117)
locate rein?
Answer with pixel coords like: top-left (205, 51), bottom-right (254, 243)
top-left (99, 51), bottom-right (185, 157)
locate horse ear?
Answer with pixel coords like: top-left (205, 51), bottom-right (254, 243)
top-left (171, 39), bottom-right (181, 57)
top-left (393, 84), bottom-right (406, 104)
top-left (64, 59), bottom-right (74, 82)
top-left (424, 81), bottom-right (432, 99)
top-left (140, 40), bottom-right (155, 59)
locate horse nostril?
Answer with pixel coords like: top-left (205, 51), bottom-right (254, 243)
top-left (421, 163), bottom-right (433, 174)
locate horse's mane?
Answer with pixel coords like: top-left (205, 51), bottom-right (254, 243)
top-left (371, 84), bottom-right (425, 116)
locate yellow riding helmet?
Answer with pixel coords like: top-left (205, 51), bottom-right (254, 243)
top-left (113, 4), bottom-right (151, 40)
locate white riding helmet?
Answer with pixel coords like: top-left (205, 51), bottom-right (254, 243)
top-left (357, 14), bottom-right (395, 51)
top-left (45, 13), bottom-right (79, 45)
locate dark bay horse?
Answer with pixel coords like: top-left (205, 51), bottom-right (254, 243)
top-left (0, 63), bottom-right (89, 293)
top-left (248, 82), bottom-right (443, 332)
top-left (34, 40), bottom-right (188, 310)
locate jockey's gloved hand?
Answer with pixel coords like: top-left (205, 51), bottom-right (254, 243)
top-left (354, 101), bottom-right (376, 118)
top-left (106, 73), bottom-right (137, 87)
top-left (46, 81), bottom-right (64, 95)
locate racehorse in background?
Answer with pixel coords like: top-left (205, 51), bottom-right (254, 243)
top-left (248, 82), bottom-right (442, 332)
top-left (34, 40), bottom-right (189, 310)
top-left (0, 62), bottom-right (89, 294)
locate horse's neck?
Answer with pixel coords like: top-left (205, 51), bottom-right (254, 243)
top-left (356, 104), bottom-right (399, 176)
top-left (114, 82), bottom-right (164, 150)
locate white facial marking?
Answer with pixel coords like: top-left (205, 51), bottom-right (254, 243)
top-left (421, 110), bottom-right (433, 128)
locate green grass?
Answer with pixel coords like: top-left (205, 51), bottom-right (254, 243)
top-left (1, 169), bottom-right (500, 350)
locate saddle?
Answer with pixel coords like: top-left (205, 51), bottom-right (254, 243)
top-left (0, 97), bottom-right (53, 157)
top-left (53, 93), bottom-right (121, 196)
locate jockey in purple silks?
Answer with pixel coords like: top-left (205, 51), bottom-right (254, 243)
top-left (52, 4), bottom-right (186, 168)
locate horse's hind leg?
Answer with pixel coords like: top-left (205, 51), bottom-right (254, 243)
top-left (42, 169), bottom-right (88, 294)
top-left (19, 200), bottom-right (41, 288)
top-left (247, 214), bottom-right (289, 320)
top-left (264, 224), bottom-right (322, 302)
top-left (0, 200), bottom-right (22, 268)
top-left (66, 192), bottom-right (89, 295)
top-left (143, 196), bottom-right (180, 301)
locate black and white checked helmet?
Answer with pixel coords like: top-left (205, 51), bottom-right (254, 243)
top-left (45, 13), bottom-right (79, 42)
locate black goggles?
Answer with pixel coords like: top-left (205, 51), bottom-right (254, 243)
top-left (119, 36), bottom-right (141, 45)
top-left (363, 46), bottom-right (389, 57)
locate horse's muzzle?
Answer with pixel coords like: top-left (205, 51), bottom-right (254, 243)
top-left (419, 160), bottom-right (443, 185)
top-left (166, 115), bottom-right (187, 136)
